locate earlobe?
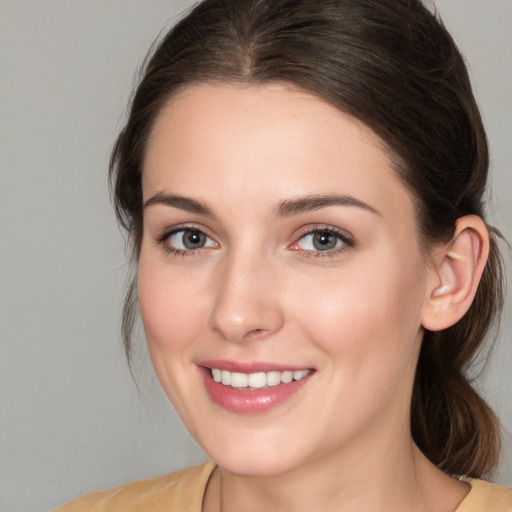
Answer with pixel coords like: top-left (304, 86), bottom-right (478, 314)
top-left (421, 215), bottom-right (490, 332)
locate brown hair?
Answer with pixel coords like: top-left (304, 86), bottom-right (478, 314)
top-left (110, 0), bottom-right (504, 477)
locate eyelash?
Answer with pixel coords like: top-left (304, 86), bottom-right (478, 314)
top-left (156, 224), bottom-right (217, 257)
top-left (290, 225), bottom-right (355, 258)
top-left (156, 224), bottom-right (354, 258)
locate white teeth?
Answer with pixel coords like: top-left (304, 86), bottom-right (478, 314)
top-left (230, 372), bottom-right (248, 387)
top-left (266, 371), bottom-right (282, 387)
top-left (281, 371), bottom-right (293, 384)
top-left (210, 368), bottom-right (311, 388)
top-left (293, 370), bottom-right (310, 381)
top-left (248, 372), bottom-right (266, 389)
top-left (221, 370), bottom-right (231, 386)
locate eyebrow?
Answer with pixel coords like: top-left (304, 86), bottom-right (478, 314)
top-left (143, 192), bottom-right (380, 218)
top-left (143, 192), bottom-right (215, 217)
top-left (276, 194), bottom-right (381, 217)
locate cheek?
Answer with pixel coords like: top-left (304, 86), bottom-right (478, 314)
top-left (137, 266), bottom-right (175, 348)
top-left (136, 255), bottom-right (209, 384)
top-left (138, 254), bottom-right (201, 341)
top-left (292, 251), bottom-right (426, 368)
top-left (289, 254), bottom-right (426, 439)
top-left (136, 254), bottom-right (209, 422)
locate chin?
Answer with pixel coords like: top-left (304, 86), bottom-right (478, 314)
top-left (214, 452), bottom-right (301, 477)
top-left (197, 429), bottom-right (308, 477)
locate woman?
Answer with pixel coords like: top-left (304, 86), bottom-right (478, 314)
top-left (56, 0), bottom-right (511, 510)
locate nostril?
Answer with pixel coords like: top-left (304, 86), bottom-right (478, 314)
top-left (243, 328), bottom-right (266, 340)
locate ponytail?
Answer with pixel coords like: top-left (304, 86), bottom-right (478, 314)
top-left (411, 231), bottom-right (504, 477)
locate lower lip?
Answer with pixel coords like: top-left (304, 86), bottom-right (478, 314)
top-left (199, 366), bottom-right (314, 414)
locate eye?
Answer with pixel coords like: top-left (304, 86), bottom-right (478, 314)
top-left (298, 230), bottom-right (342, 251)
top-left (165, 228), bottom-right (216, 252)
top-left (291, 227), bottom-right (353, 254)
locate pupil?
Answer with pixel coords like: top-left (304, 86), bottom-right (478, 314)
top-left (183, 230), bottom-right (205, 249)
top-left (313, 231), bottom-right (336, 250)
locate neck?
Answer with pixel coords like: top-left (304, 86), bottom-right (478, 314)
top-left (204, 427), bottom-right (468, 512)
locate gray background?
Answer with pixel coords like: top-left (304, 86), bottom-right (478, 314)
top-left (0, 1), bottom-right (510, 511)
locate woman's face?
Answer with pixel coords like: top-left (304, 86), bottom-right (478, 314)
top-left (138, 83), bottom-right (432, 476)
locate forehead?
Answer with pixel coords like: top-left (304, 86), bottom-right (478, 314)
top-left (142, 83), bottom-right (415, 222)
top-left (147, 82), bottom-right (384, 155)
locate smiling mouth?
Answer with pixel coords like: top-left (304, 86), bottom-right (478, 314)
top-left (208, 368), bottom-right (312, 389)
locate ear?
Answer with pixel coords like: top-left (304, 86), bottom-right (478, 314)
top-left (421, 215), bottom-right (490, 332)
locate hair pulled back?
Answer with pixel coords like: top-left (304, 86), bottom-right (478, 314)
top-left (110, 0), bottom-right (504, 477)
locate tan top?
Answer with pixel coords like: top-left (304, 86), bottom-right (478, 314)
top-left (456, 478), bottom-right (512, 512)
top-left (54, 461), bottom-right (512, 512)
top-left (54, 462), bottom-right (216, 512)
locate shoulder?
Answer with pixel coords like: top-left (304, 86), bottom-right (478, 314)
top-left (456, 478), bottom-right (512, 512)
top-left (53, 461), bottom-right (216, 512)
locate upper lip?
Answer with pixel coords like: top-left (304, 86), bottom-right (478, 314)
top-left (199, 359), bottom-right (313, 373)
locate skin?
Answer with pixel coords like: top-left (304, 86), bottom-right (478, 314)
top-left (138, 83), bottom-right (473, 511)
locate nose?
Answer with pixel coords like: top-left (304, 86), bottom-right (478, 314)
top-left (208, 250), bottom-right (285, 343)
